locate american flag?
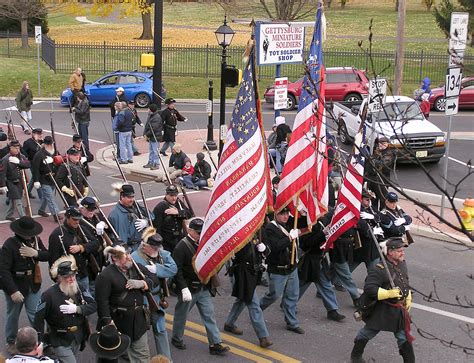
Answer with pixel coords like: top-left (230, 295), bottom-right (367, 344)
top-left (275, 6), bottom-right (328, 226)
top-left (322, 126), bottom-right (366, 250)
top-left (193, 48), bottom-right (272, 283)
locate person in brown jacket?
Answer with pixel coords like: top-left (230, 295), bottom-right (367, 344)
top-left (68, 68), bottom-right (84, 109)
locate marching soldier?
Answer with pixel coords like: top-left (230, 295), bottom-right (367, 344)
top-left (380, 192), bottom-right (413, 242)
top-left (31, 136), bottom-right (62, 222)
top-left (34, 257), bottom-right (97, 363)
top-left (224, 239), bottom-right (273, 348)
top-left (0, 216), bottom-right (48, 355)
top-left (56, 147), bottom-right (89, 207)
top-left (152, 185), bottom-right (192, 253)
top-left (95, 245), bottom-right (159, 363)
top-left (171, 218), bottom-right (230, 355)
top-left (48, 206), bottom-right (100, 294)
top-left (350, 237), bottom-right (414, 363)
top-left (298, 210), bottom-right (346, 322)
top-left (0, 140), bottom-right (31, 221)
top-left (352, 189), bottom-right (385, 273)
top-left (22, 128), bottom-right (43, 199)
top-left (259, 207), bottom-right (304, 335)
top-left (71, 134), bottom-right (93, 177)
top-left (108, 184), bottom-right (150, 251)
top-left (131, 227), bottom-right (177, 361)
top-left (159, 98), bottom-right (187, 156)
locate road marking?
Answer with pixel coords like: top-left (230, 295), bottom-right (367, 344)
top-left (1, 101), bottom-right (43, 111)
top-left (357, 288), bottom-right (473, 323)
top-left (411, 303), bottom-right (474, 324)
top-left (0, 123), bottom-right (106, 144)
top-left (164, 323), bottom-right (272, 363)
top-left (447, 156), bottom-right (473, 169)
top-left (166, 314), bottom-right (301, 363)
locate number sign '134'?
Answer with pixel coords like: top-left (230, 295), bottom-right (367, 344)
top-left (445, 67), bottom-right (462, 99)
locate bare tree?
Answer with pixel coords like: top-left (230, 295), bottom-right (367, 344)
top-left (0, 0), bottom-right (47, 48)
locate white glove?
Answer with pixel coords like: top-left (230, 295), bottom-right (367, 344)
top-left (289, 229), bottom-right (299, 239)
top-left (80, 156), bottom-right (87, 164)
top-left (404, 225), bottom-right (411, 231)
top-left (183, 118), bottom-right (188, 123)
top-left (126, 279), bottom-right (146, 290)
top-left (145, 263), bottom-right (157, 274)
top-left (134, 218), bottom-right (148, 232)
top-left (0, 186), bottom-right (8, 194)
top-left (181, 287), bottom-right (192, 302)
top-left (394, 218), bottom-right (406, 226)
top-left (59, 300), bottom-right (78, 314)
top-left (34, 182), bottom-right (41, 189)
top-left (95, 221), bottom-right (106, 236)
top-left (373, 227), bottom-right (384, 236)
top-left (44, 156), bottom-right (54, 164)
top-left (9, 156), bottom-right (20, 164)
top-left (360, 211), bottom-right (374, 220)
top-left (11, 291), bottom-right (24, 304)
top-left (256, 243), bottom-right (266, 252)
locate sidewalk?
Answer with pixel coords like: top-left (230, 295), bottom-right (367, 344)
top-left (95, 129), bottom-right (472, 246)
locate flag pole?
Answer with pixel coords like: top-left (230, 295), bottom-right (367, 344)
top-left (290, 195), bottom-right (300, 265)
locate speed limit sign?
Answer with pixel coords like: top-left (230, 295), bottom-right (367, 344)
top-left (445, 67), bottom-right (462, 98)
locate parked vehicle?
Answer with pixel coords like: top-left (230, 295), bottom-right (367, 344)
top-left (332, 96), bottom-right (446, 163)
top-left (429, 76), bottom-right (474, 112)
top-left (60, 71), bottom-right (165, 108)
top-left (264, 67), bottom-right (369, 110)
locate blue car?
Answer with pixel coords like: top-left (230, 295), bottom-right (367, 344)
top-left (60, 71), bottom-right (165, 108)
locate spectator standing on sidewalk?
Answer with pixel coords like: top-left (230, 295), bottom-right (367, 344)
top-left (113, 102), bottom-right (133, 164)
top-left (159, 98), bottom-right (187, 156)
top-left (72, 92), bottom-right (91, 150)
top-left (143, 103), bottom-right (163, 171)
top-left (110, 88), bottom-right (127, 158)
top-left (15, 81), bottom-right (33, 135)
top-left (127, 100), bottom-right (143, 156)
top-left (68, 68), bottom-right (84, 109)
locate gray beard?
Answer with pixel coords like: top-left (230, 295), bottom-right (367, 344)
top-left (59, 281), bottom-right (78, 297)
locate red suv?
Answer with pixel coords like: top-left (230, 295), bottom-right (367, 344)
top-left (264, 67), bottom-right (369, 110)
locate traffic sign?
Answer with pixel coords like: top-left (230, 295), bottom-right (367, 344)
top-left (449, 12), bottom-right (469, 52)
top-left (445, 98), bottom-right (459, 116)
top-left (445, 67), bottom-right (462, 98)
top-left (367, 78), bottom-right (387, 113)
top-left (274, 77), bottom-right (288, 110)
top-left (34, 26), bottom-right (42, 44)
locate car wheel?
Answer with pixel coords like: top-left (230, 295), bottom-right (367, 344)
top-left (434, 97), bottom-right (446, 112)
top-left (339, 123), bottom-right (352, 145)
top-left (135, 93), bottom-right (151, 108)
top-left (286, 94), bottom-right (297, 111)
top-left (344, 93), bottom-right (362, 102)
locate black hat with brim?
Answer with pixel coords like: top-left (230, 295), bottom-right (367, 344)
top-left (121, 184), bottom-right (135, 197)
top-left (165, 98), bottom-right (176, 105)
top-left (385, 192), bottom-right (398, 202)
top-left (189, 218), bottom-right (204, 232)
top-left (65, 206), bottom-right (83, 220)
top-left (89, 325), bottom-right (131, 359)
top-left (386, 237), bottom-right (405, 250)
top-left (166, 185), bottom-right (179, 195)
top-left (10, 216), bottom-right (43, 237)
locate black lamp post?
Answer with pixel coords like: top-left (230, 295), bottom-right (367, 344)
top-left (215, 16), bottom-right (235, 160)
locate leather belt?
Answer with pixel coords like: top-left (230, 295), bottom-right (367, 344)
top-left (15, 270), bottom-right (33, 276)
top-left (56, 326), bottom-right (78, 333)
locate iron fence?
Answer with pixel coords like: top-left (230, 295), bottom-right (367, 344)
top-left (0, 31), bottom-right (472, 85)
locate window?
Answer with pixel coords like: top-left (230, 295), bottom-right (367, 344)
top-left (119, 75), bottom-right (138, 85)
top-left (326, 73), bottom-right (348, 83)
top-left (99, 75), bottom-right (119, 85)
top-left (136, 76), bottom-right (146, 83)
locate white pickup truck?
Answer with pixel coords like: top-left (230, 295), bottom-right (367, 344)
top-left (331, 96), bottom-right (446, 163)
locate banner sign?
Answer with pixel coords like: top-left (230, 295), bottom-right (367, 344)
top-left (256, 22), bottom-right (305, 66)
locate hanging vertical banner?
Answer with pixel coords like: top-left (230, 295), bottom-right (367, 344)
top-left (256, 22), bottom-right (305, 66)
top-left (274, 77), bottom-right (288, 110)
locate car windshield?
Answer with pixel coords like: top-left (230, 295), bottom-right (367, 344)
top-left (376, 101), bottom-right (424, 121)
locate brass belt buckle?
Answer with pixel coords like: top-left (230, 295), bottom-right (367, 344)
top-left (69, 326), bottom-right (78, 333)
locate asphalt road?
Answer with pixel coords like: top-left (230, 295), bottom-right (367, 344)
top-left (1, 100), bottom-right (472, 199)
top-left (0, 192), bottom-right (472, 363)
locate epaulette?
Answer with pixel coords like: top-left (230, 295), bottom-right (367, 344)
top-left (376, 263), bottom-right (384, 269)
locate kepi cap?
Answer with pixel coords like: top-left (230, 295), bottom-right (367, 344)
top-left (72, 134), bottom-right (82, 142)
top-left (166, 185), bottom-right (179, 195)
top-left (165, 97), bottom-right (176, 105)
top-left (8, 140), bottom-right (20, 147)
top-left (66, 147), bottom-right (80, 155)
top-left (57, 260), bottom-right (77, 277)
top-left (385, 192), bottom-right (398, 202)
top-left (386, 237), bottom-right (405, 250)
top-left (65, 206), bottom-right (82, 220)
top-left (32, 128), bottom-right (43, 134)
top-left (189, 218), bottom-right (204, 232)
top-left (80, 196), bottom-right (97, 210)
top-left (120, 184), bottom-right (134, 197)
top-left (277, 206), bottom-right (291, 214)
top-left (43, 136), bottom-right (54, 145)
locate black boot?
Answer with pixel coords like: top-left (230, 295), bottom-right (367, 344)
top-left (350, 338), bottom-right (368, 363)
top-left (399, 342), bottom-right (415, 363)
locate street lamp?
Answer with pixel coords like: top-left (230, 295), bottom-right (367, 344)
top-left (215, 15), bottom-right (235, 159)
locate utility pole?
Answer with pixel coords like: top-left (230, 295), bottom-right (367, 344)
top-left (153, 1), bottom-right (163, 109)
top-left (394, 0), bottom-right (406, 95)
